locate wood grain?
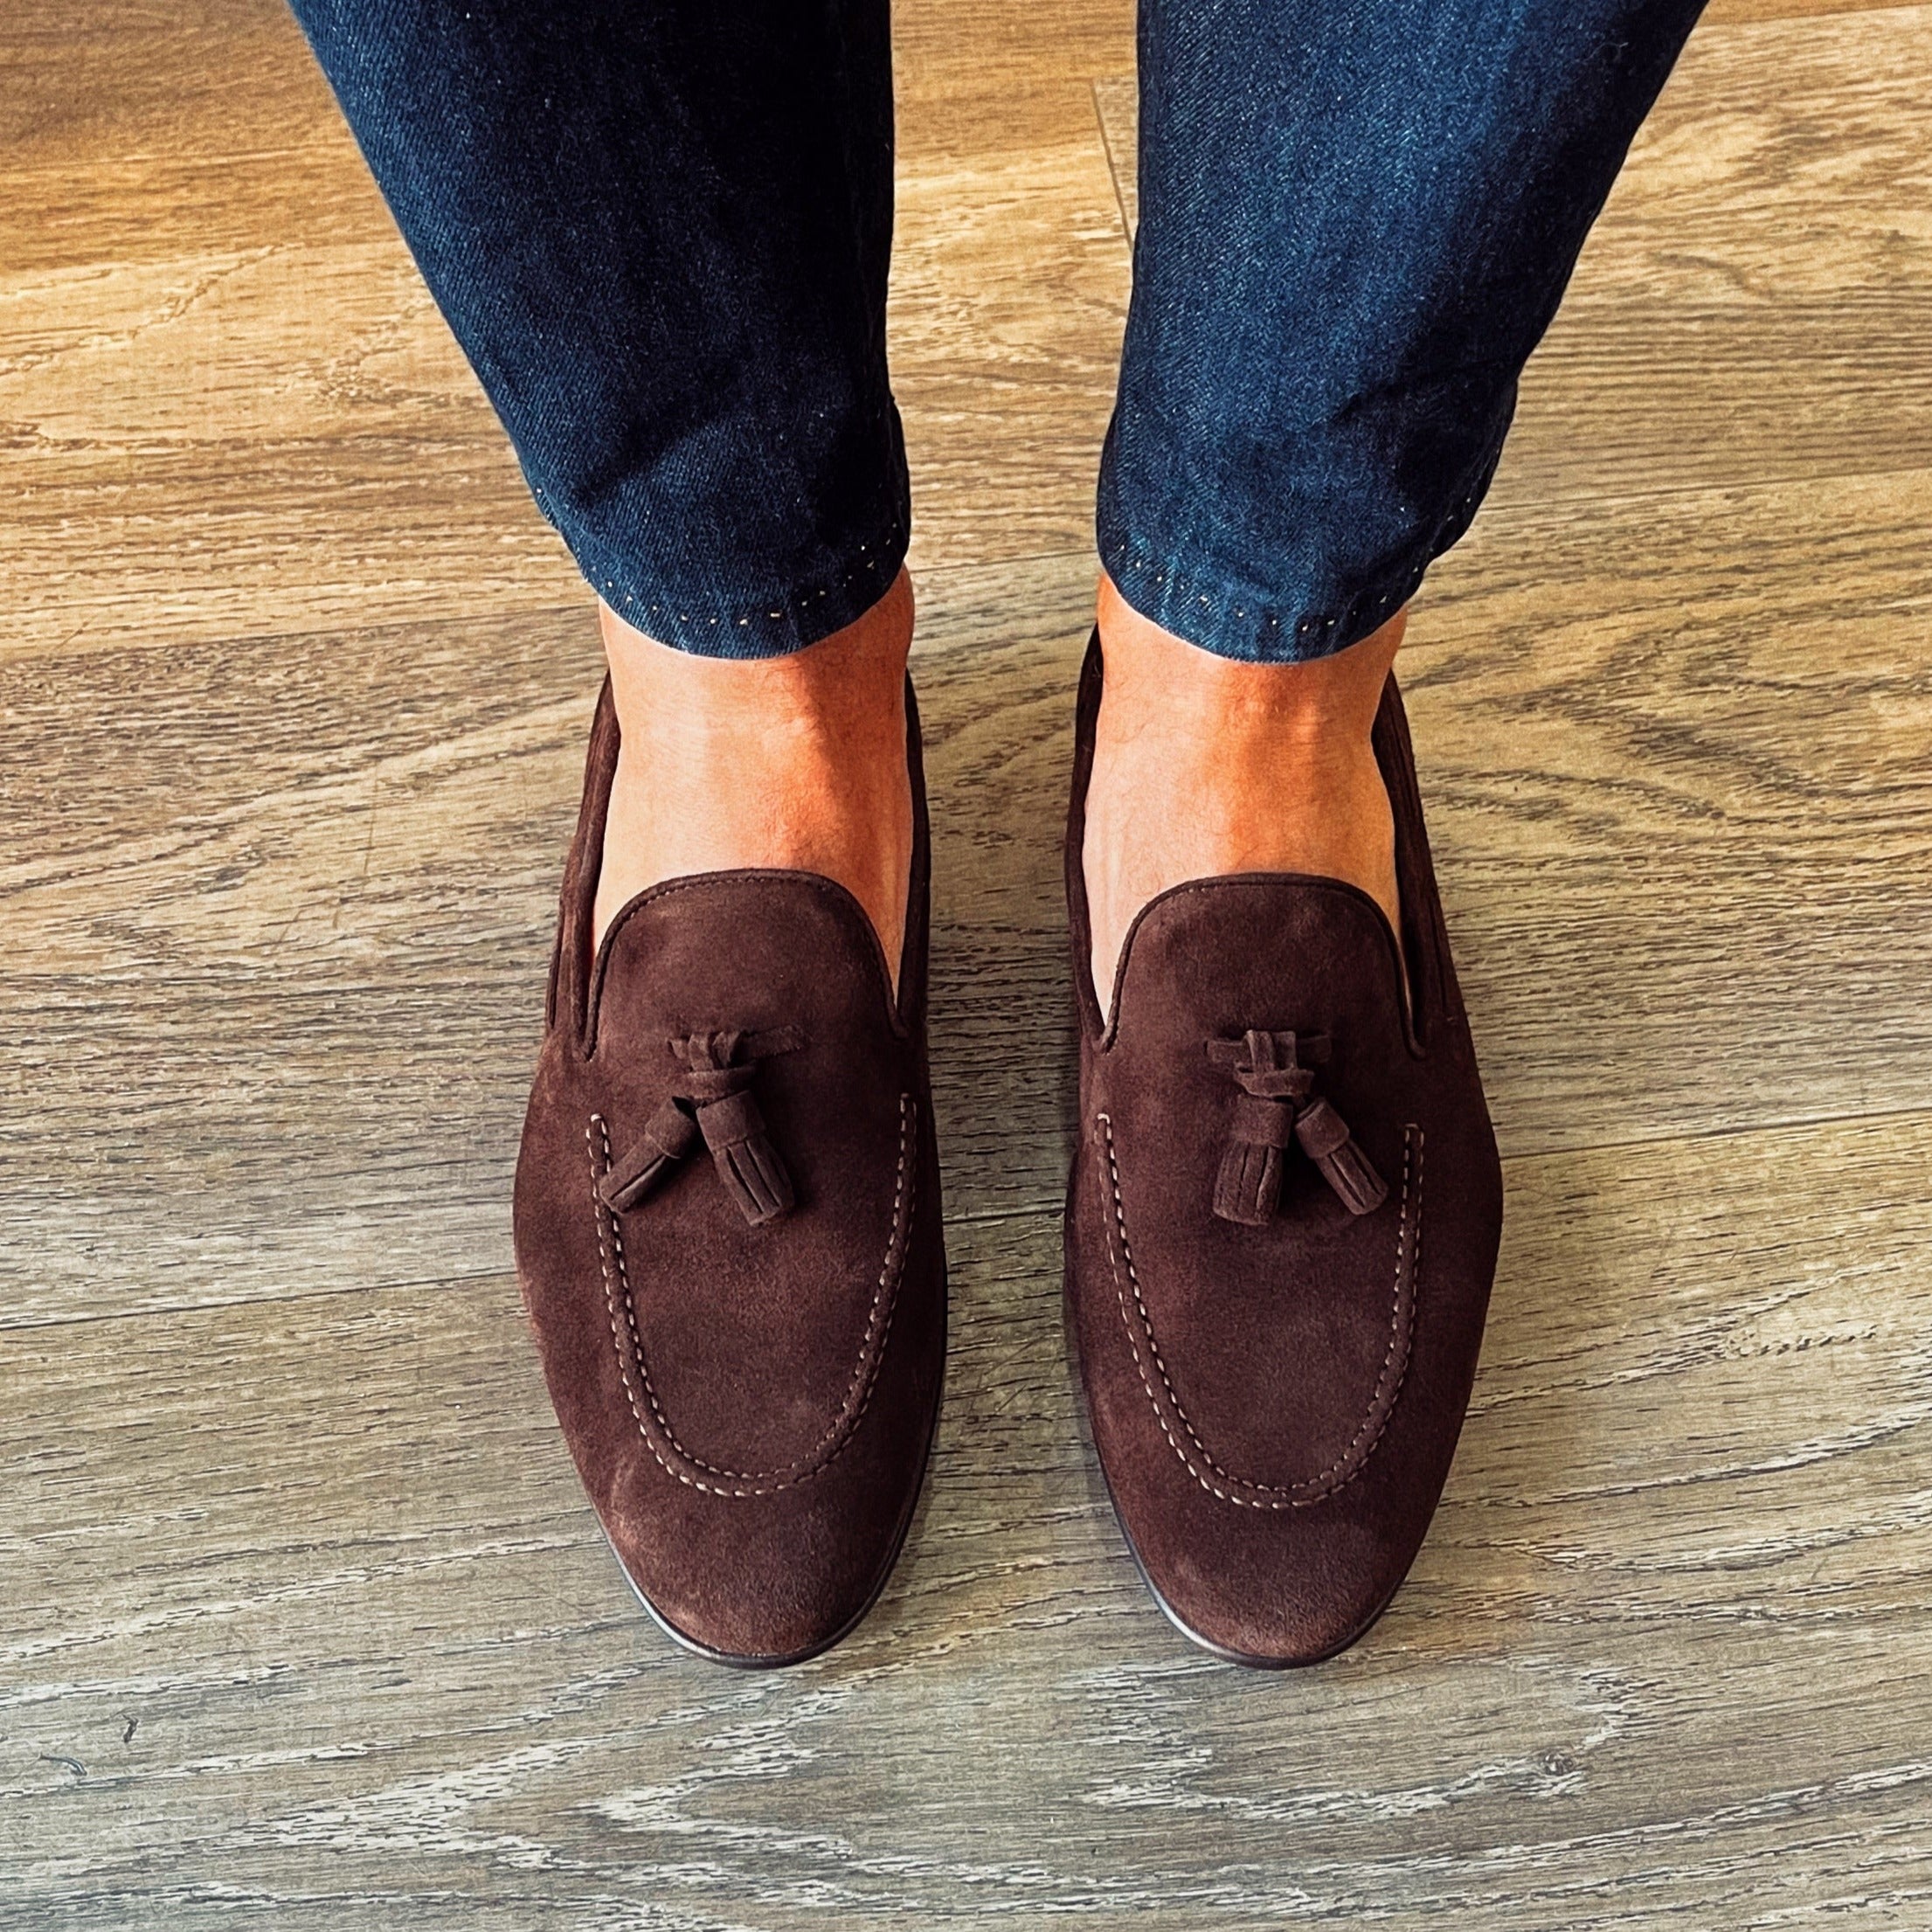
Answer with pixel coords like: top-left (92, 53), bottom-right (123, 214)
top-left (0, 14), bottom-right (1128, 661)
top-left (0, 0), bottom-right (405, 332)
top-left (1707, 0), bottom-right (1923, 18)
top-left (892, 106), bottom-right (1130, 576)
top-left (15, 6), bottom-right (1932, 660)
top-left (5, 462), bottom-right (1923, 1323)
top-left (6, 1118), bottom-right (1932, 1927)
top-left (893, 0), bottom-right (1136, 98)
top-left (4, 0), bottom-right (1930, 1922)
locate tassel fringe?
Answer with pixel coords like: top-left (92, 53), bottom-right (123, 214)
top-left (1214, 1140), bottom-right (1283, 1225)
top-left (597, 1028), bottom-right (803, 1225)
top-left (598, 1100), bottom-right (700, 1212)
top-left (715, 1125), bottom-right (796, 1226)
top-left (1208, 1032), bottom-right (1389, 1223)
top-left (1294, 1097), bottom-right (1388, 1217)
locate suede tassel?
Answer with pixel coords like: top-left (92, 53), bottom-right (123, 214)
top-left (1213, 1141), bottom-right (1282, 1227)
top-left (1213, 1089), bottom-right (1296, 1225)
top-left (598, 1099), bottom-right (701, 1213)
top-left (1293, 1096), bottom-right (1388, 1217)
top-left (1208, 1028), bottom-right (1388, 1223)
top-left (694, 1087), bottom-right (796, 1226)
top-left (600, 1027), bottom-right (803, 1225)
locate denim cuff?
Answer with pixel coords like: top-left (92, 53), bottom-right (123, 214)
top-left (543, 495), bottom-right (911, 659)
top-left (1097, 422), bottom-right (1505, 665)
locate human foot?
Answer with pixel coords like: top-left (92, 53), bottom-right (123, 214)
top-left (516, 639), bottom-right (948, 1667)
top-left (1083, 574), bottom-right (1403, 1012)
top-left (595, 570), bottom-right (916, 992)
top-left (1062, 634), bottom-right (1505, 1669)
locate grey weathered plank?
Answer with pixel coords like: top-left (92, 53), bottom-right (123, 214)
top-left (5, 0), bottom-right (1930, 1922)
top-left (6, 1117), bottom-right (1932, 1927)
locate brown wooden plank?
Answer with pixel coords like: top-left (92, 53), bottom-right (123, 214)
top-left (5, 0), bottom-right (1931, 1919)
top-left (892, 0), bottom-right (1136, 98)
top-left (891, 107), bottom-right (1131, 577)
top-left (0, 0), bottom-right (345, 184)
top-left (1092, 75), bottom-right (1139, 235)
top-left (0, 107), bottom-right (1126, 660)
top-left (1707, 0), bottom-right (1922, 18)
top-left (0, 4), bottom-right (1123, 274)
top-left (3, 457), bottom-right (1927, 1324)
top-left (5, 1117), bottom-right (1932, 1925)
top-left (10, 5), bottom-right (1929, 665)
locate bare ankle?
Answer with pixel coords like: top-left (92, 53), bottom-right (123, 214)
top-left (1095, 573), bottom-right (1402, 747)
top-left (599, 569), bottom-right (912, 746)
top-left (1084, 577), bottom-right (1406, 1008)
top-left (592, 572), bottom-right (917, 988)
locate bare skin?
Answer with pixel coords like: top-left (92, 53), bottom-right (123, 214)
top-left (592, 564), bottom-right (1400, 1016)
top-left (1083, 573), bottom-right (1403, 1013)
top-left (594, 568), bottom-right (915, 993)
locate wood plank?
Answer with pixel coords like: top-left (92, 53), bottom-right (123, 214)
top-left (11, 4), bottom-right (1929, 662)
top-left (1092, 75), bottom-right (1139, 235)
top-left (1405, 465), bottom-right (1932, 1157)
top-left (6, 0), bottom-right (1929, 1923)
top-left (1, 0), bottom-right (336, 180)
top-left (0, 0), bottom-right (390, 273)
top-left (1707, 0), bottom-right (1922, 18)
top-left (891, 102), bottom-right (1130, 578)
top-left (0, 96), bottom-right (1126, 659)
top-left (0, 243), bottom-right (588, 653)
top-left (5, 1117), bottom-right (1932, 1925)
top-left (3, 457), bottom-right (1927, 1324)
top-left (892, 0), bottom-right (1135, 98)
top-left (0, 3), bottom-right (1125, 273)
top-left (0, 604), bottom-right (594, 1328)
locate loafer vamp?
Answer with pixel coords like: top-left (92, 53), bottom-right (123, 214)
top-left (1093, 879), bottom-right (1437, 1498)
top-left (581, 875), bottom-right (916, 1478)
top-left (516, 872), bottom-right (944, 1661)
top-left (1062, 638), bottom-right (1503, 1666)
top-left (1071, 884), bottom-right (1499, 1660)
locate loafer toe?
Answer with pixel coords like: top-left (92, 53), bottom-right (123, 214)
top-left (514, 681), bottom-right (945, 1665)
top-left (1063, 634), bottom-right (1502, 1665)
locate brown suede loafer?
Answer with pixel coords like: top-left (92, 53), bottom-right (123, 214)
top-left (513, 679), bottom-right (946, 1665)
top-left (1063, 635), bottom-right (1502, 1666)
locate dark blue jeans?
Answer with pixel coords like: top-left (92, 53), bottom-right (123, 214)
top-left (292, 0), bottom-right (1705, 662)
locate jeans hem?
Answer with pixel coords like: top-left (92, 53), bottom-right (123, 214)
top-left (1098, 536), bottom-right (1422, 664)
top-left (554, 509), bottom-right (911, 660)
top-left (1098, 423), bottom-right (1506, 665)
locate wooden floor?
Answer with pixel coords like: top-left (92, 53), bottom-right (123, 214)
top-left (5, 0), bottom-right (1931, 1924)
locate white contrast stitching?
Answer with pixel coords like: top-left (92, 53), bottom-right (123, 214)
top-left (586, 1094), bottom-right (916, 1499)
top-left (1096, 1113), bottom-right (1422, 1510)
